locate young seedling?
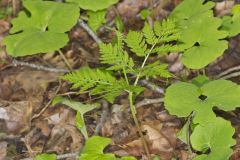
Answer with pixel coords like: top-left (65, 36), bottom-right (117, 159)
top-left (63, 19), bottom-right (180, 158)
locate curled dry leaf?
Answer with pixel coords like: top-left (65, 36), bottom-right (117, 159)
top-left (142, 124), bottom-right (176, 153)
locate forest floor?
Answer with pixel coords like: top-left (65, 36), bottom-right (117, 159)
top-left (1, 0), bottom-right (240, 160)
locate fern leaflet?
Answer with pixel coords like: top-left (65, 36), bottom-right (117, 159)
top-left (142, 61), bottom-right (172, 78)
top-left (62, 67), bottom-right (143, 102)
top-left (154, 19), bottom-right (180, 41)
top-left (125, 31), bottom-right (148, 57)
top-left (99, 32), bottom-right (134, 73)
top-left (142, 22), bottom-right (158, 45)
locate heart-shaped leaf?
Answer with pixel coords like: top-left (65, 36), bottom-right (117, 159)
top-left (171, 0), bottom-right (228, 69)
top-left (3, 0), bottom-right (79, 57)
top-left (191, 118), bottom-right (235, 160)
top-left (164, 78), bottom-right (240, 124)
top-left (221, 4), bottom-right (240, 37)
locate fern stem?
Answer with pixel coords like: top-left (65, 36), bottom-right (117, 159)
top-left (134, 44), bottom-right (156, 86)
top-left (58, 50), bottom-right (73, 71)
top-left (123, 68), bottom-right (130, 85)
top-left (128, 91), bottom-right (151, 159)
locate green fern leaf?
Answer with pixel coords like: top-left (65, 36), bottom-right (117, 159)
top-left (99, 32), bottom-right (134, 73)
top-left (153, 44), bottom-right (183, 55)
top-left (154, 19), bottom-right (181, 46)
top-left (116, 31), bottom-right (124, 51)
top-left (62, 67), bottom-right (116, 92)
top-left (142, 61), bottom-right (172, 78)
top-left (154, 19), bottom-right (179, 39)
top-left (62, 67), bottom-right (143, 102)
top-left (142, 22), bottom-right (158, 45)
top-left (125, 31), bottom-right (148, 57)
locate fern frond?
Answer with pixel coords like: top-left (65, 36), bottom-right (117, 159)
top-left (125, 31), bottom-right (148, 57)
top-left (153, 44), bottom-right (183, 55)
top-left (142, 61), bottom-right (172, 78)
top-left (142, 22), bottom-right (158, 45)
top-left (62, 67), bottom-right (128, 102)
top-left (62, 67), bottom-right (143, 103)
top-left (116, 31), bottom-right (124, 51)
top-left (99, 43), bottom-right (134, 72)
top-left (62, 67), bottom-right (116, 92)
top-left (154, 19), bottom-right (180, 43)
top-left (99, 33), bottom-right (134, 72)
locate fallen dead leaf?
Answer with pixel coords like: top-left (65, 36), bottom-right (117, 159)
top-left (0, 100), bottom-right (32, 134)
top-left (143, 124), bottom-right (174, 153)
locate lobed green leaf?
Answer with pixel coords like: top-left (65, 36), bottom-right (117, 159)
top-left (3, 0), bottom-right (79, 57)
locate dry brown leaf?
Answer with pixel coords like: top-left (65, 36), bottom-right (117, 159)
top-left (124, 139), bottom-right (145, 156)
top-left (143, 124), bottom-right (173, 153)
top-left (0, 100), bottom-right (32, 134)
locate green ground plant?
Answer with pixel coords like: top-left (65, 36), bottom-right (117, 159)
top-left (67, 0), bottom-right (119, 32)
top-left (3, 0), bottom-right (240, 160)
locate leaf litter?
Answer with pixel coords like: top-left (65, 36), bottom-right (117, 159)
top-left (1, 0), bottom-right (240, 160)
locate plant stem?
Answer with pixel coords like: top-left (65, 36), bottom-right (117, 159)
top-left (134, 44), bottom-right (156, 86)
top-left (128, 92), bottom-right (151, 159)
top-left (123, 68), bottom-right (130, 85)
top-left (58, 49), bottom-right (73, 71)
top-left (128, 42), bottom-right (158, 159)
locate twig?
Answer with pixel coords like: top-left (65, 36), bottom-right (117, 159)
top-left (31, 81), bottom-right (62, 120)
top-left (218, 71), bottom-right (240, 80)
top-left (139, 79), bottom-right (164, 94)
top-left (12, 59), bottom-right (69, 73)
top-left (94, 100), bottom-right (109, 135)
top-left (128, 92), bottom-right (151, 159)
top-left (136, 98), bottom-right (163, 108)
top-left (216, 65), bottom-right (240, 79)
top-left (78, 19), bottom-right (102, 44)
top-left (20, 152), bottom-right (78, 160)
top-left (58, 50), bottom-right (73, 71)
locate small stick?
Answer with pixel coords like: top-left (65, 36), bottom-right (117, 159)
top-left (218, 71), bottom-right (240, 80)
top-left (20, 152), bottom-right (78, 160)
top-left (58, 50), bottom-right (73, 71)
top-left (31, 81), bottom-right (62, 120)
top-left (216, 65), bottom-right (240, 79)
top-left (136, 98), bottom-right (163, 108)
top-left (78, 19), bottom-right (102, 44)
top-left (94, 100), bottom-right (109, 135)
top-left (12, 59), bottom-right (69, 73)
top-left (139, 79), bottom-right (164, 94)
